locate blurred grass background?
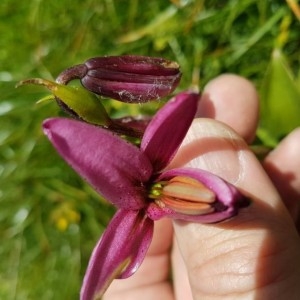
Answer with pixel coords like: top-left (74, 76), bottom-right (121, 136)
top-left (1, 0), bottom-right (300, 299)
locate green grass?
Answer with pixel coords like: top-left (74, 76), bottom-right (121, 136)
top-left (1, 0), bottom-right (300, 298)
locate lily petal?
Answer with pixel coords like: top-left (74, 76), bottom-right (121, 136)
top-left (43, 118), bottom-right (152, 209)
top-left (80, 209), bottom-right (154, 300)
top-left (147, 168), bottom-right (249, 223)
top-left (141, 91), bottom-right (199, 172)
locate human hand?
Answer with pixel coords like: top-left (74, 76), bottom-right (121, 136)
top-left (103, 74), bottom-right (300, 300)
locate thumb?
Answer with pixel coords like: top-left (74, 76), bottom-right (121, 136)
top-left (170, 119), bottom-right (300, 299)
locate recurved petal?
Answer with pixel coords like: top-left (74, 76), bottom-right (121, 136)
top-left (43, 118), bottom-right (152, 209)
top-left (146, 167), bottom-right (249, 223)
top-left (80, 209), bottom-right (154, 300)
top-left (141, 91), bottom-right (199, 172)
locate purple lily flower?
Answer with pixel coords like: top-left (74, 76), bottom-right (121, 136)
top-left (42, 91), bottom-right (249, 300)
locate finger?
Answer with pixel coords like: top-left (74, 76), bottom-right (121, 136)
top-left (171, 74), bottom-right (260, 297)
top-left (197, 74), bottom-right (259, 143)
top-left (171, 238), bottom-right (194, 300)
top-left (263, 128), bottom-right (300, 226)
top-left (171, 119), bottom-right (300, 299)
top-left (103, 218), bottom-right (174, 300)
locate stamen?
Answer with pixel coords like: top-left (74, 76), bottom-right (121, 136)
top-left (159, 197), bottom-right (214, 215)
top-left (150, 176), bottom-right (217, 216)
top-left (162, 176), bottom-right (215, 203)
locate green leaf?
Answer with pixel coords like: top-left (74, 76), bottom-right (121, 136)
top-left (17, 78), bottom-right (111, 126)
top-left (258, 48), bottom-right (300, 146)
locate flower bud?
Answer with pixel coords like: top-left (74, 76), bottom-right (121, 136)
top-left (56, 55), bottom-right (182, 103)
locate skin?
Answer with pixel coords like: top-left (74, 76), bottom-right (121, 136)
top-left (103, 74), bottom-right (300, 300)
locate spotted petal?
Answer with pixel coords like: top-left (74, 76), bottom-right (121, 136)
top-left (80, 209), bottom-right (154, 300)
top-left (141, 91), bottom-right (199, 172)
top-left (43, 118), bottom-right (152, 209)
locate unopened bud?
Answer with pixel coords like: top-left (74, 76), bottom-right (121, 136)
top-left (56, 55), bottom-right (181, 103)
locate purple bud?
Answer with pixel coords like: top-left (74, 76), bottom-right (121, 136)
top-left (56, 55), bottom-right (182, 103)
